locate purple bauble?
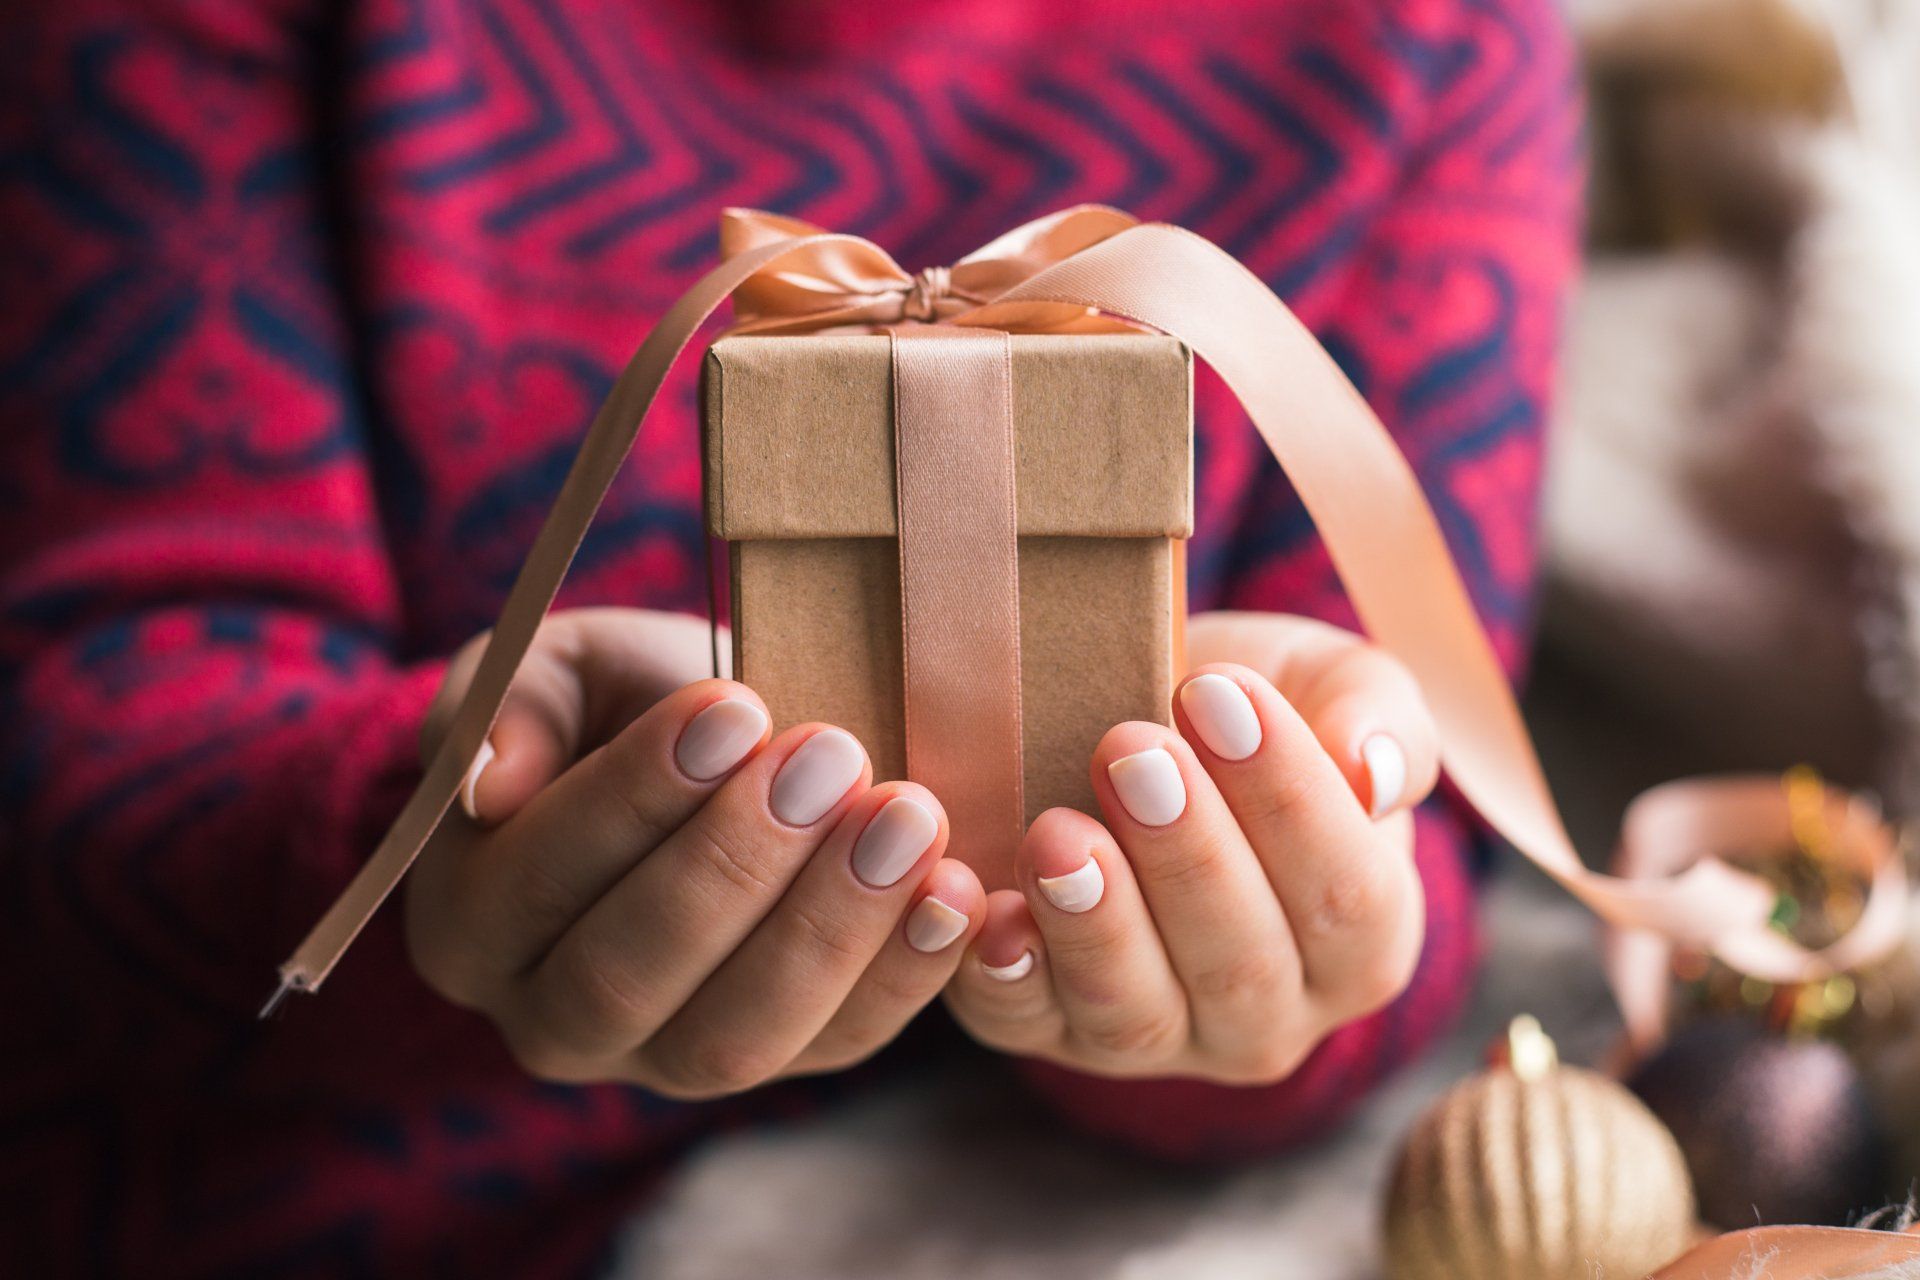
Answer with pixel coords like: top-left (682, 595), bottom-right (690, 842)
top-left (1628, 1017), bottom-right (1891, 1227)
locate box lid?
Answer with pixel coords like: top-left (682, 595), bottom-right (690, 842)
top-left (703, 333), bottom-right (1193, 540)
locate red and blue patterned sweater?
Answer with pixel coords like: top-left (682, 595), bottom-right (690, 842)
top-left (0, 0), bottom-right (1578, 1275)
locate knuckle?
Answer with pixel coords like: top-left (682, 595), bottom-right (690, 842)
top-left (1141, 830), bottom-right (1236, 897)
top-left (865, 960), bottom-right (937, 1011)
top-left (1244, 763), bottom-right (1342, 828)
top-left (1186, 948), bottom-right (1292, 1008)
top-left (1077, 1007), bottom-right (1185, 1061)
top-left (1042, 953), bottom-right (1126, 1010)
top-left (1296, 864), bottom-right (1396, 944)
top-left (679, 818), bottom-right (787, 902)
top-left (542, 935), bottom-right (652, 1047)
top-left (784, 897), bottom-right (874, 969)
top-left (501, 849), bottom-right (584, 939)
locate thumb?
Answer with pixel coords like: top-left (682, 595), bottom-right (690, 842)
top-left (422, 608), bottom-right (723, 826)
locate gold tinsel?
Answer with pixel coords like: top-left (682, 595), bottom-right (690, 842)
top-left (1382, 1017), bottom-right (1697, 1280)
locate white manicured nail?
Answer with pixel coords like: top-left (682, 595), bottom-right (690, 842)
top-left (905, 897), bottom-right (969, 952)
top-left (1179, 673), bottom-right (1263, 760)
top-left (1107, 747), bottom-right (1187, 827)
top-left (675, 697), bottom-right (769, 781)
top-left (770, 728), bottom-right (866, 825)
top-left (460, 738), bottom-right (496, 822)
top-left (1363, 733), bottom-right (1406, 818)
top-left (982, 950), bottom-right (1034, 982)
top-left (851, 797), bottom-right (939, 888)
top-left (1037, 858), bottom-right (1105, 913)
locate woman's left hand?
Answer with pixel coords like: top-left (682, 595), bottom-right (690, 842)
top-left (943, 611), bottom-right (1441, 1084)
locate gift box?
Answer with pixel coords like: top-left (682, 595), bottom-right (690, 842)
top-left (702, 332), bottom-right (1192, 880)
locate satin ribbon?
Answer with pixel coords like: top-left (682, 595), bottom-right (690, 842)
top-left (269, 204), bottom-right (1906, 1007)
top-left (1605, 773), bottom-right (1910, 1056)
top-left (1651, 1225), bottom-right (1920, 1279)
top-left (888, 325), bottom-right (1027, 882)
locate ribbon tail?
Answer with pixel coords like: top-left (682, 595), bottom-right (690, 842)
top-left (270, 231), bottom-right (867, 1000)
top-left (983, 223), bottom-right (1894, 977)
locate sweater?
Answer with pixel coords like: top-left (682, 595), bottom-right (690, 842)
top-left (0, 0), bottom-right (1578, 1274)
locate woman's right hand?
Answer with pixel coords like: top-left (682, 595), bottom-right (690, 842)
top-left (404, 609), bottom-right (984, 1098)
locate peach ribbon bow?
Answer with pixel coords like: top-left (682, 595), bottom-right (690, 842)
top-left (268, 205), bottom-right (1906, 1013)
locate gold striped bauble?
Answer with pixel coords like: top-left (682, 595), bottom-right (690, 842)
top-left (1382, 1017), bottom-right (1697, 1280)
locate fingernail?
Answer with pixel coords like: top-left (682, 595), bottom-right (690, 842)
top-left (1179, 673), bottom-right (1263, 761)
top-left (851, 797), bottom-right (939, 888)
top-left (770, 728), bottom-right (865, 826)
top-left (905, 897), bottom-right (969, 953)
top-left (1362, 733), bottom-right (1406, 819)
top-left (1107, 747), bottom-right (1187, 827)
top-left (982, 950), bottom-right (1034, 982)
top-left (460, 738), bottom-right (496, 822)
top-left (676, 697), bottom-right (769, 781)
top-left (1037, 857), bottom-right (1105, 913)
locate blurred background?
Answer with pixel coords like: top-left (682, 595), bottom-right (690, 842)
top-left (1530, 0), bottom-right (1920, 848)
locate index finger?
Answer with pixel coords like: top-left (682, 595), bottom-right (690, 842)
top-left (412, 678), bottom-right (770, 996)
top-left (1173, 664), bottom-right (1422, 1017)
top-left (1189, 613), bottom-right (1439, 819)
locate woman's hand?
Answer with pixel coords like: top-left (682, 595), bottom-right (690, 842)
top-left (404, 608), bottom-right (984, 1099)
top-left (943, 612), bottom-right (1439, 1084)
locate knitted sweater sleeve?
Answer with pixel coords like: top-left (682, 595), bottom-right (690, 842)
top-left (0, 1), bottom-right (461, 1087)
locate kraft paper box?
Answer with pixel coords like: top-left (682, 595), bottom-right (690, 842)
top-left (702, 333), bottom-right (1193, 839)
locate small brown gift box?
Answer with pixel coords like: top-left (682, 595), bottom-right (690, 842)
top-left (702, 332), bottom-right (1193, 868)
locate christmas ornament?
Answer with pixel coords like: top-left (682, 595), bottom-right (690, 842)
top-left (1628, 1016), bottom-right (1891, 1228)
top-left (1382, 1017), bottom-right (1696, 1280)
top-left (1846, 894), bottom-right (1920, 1182)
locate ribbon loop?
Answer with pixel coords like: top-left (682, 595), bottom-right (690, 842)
top-left (903, 266), bottom-right (954, 322)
